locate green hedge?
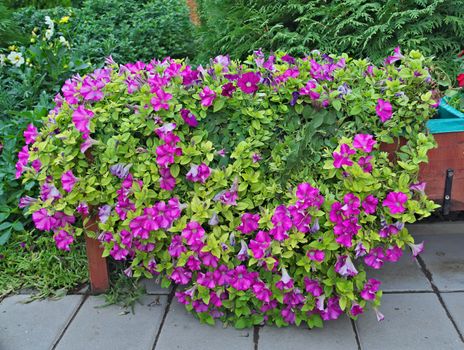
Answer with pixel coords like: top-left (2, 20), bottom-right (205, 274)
top-left (14, 0), bottom-right (196, 65)
top-left (196, 0), bottom-right (464, 76)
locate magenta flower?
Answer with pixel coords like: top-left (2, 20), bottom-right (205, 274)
top-left (269, 205), bottom-right (293, 241)
top-left (410, 182), bottom-right (426, 193)
top-left (304, 277), bottom-right (323, 297)
top-left (335, 255), bottom-right (358, 277)
top-left (170, 267), bottom-right (192, 285)
top-left (237, 72), bottom-right (261, 94)
top-left (299, 79), bottom-right (320, 100)
top-left (275, 267), bottom-right (294, 290)
top-left (358, 156), bottom-right (373, 173)
top-left (252, 281), bottom-right (272, 303)
top-left (351, 304), bottom-right (364, 316)
top-left (19, 196), bottom-right (37, 208)
top-left (382, 191), bottom-right (408, 214)
top-left (221, 82), bottom-right (236, 97)
top-left (249, 230), bottom-right (270, 259)
top-left (80, 77), bottom-right (105, 101)
top-left (385, 245), bottom-right (403, 262)
top-left (362, 195), bottom-right (378, 214)
top-left (281, 307), bottom-right (296, 324)
top-left (186, 163), bottom-right (211, 183)
top-left (360, 279), bottom-right (381, 300)
top-left (385, 46), bottom-right (404, 65)
top-left (32, 208), bottom-right (57, 231)
top-left (18, 145), bottom-right (29, 165)
top-left (24, 124), bottom-right (38, 145)
top-left (182, 221), bottom-right (205, 246)
top-left (53, 211), bottom-right (76, 228)
top-left (181, 65), bottom-right (199, 86)
top-left (353, 134), bottom-right (376, 153)
top-left (180, 109), bottom-right (198, 127)
top-left (333, 144), bottom-right (355, 168)
top-left (379, 224), bottom-right (399, 238)
top-left (54, 230), bottom-right (74, 251)
top-left (156, 144), bottom-right (182, 167)
top-left (230, 265), bottom-right (254, 291)
top-left (72, 105), bottom-right (94, 134)
top-left (80, 135), bottom-right (97, 153)
top-left (374, 307), bottom-right (385, 322)
top-left (61, 170), bottom-right (77, 192)
top-left (199, 86), bottom-right (216, 107)
top-left (307, 249), bottom-right (325, 262)
top-left (376, 99), bottom-right (393, 122)
top-left (408, 241), bottom-right (424, 257)
top-left (320, 297), bottom-right (343, 321)
top-left (40, 182), bottom-right (61, 202)
top-left (237, 213), bottom-right (260, 234)
top-left (159, 167), bottom-right (176, 191)
top-left (150, 88), bottom-right (172, 111)
top-left (364, 247), bottom-right (385, 269)
top-left (168, 235), bottom-right (186, 258)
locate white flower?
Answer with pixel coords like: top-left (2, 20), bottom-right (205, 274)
top-left (59, 36), bottom-right (69, 47)
top-left (7, 51), bottom-right (24, 67)
top-left (44, 16), bottom-right (54, 30)
top-left (45, 29), bottom-right (54, 41)
top-left (0, 54), bottom-right (5, 66)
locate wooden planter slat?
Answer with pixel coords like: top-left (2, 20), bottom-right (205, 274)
top-left (84, 217), bottom-right (109, 293)
top-left (381, 132), bottom-right (464, 211)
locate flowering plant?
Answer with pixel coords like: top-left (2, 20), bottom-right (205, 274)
top-left (446, 49), bottom-right (464, 112)
top-left (18, 49), bottom-right (438, 328)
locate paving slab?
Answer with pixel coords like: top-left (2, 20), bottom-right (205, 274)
top-left (366, 253), bottom-right (431, 292)
top-left (442, 293), bottom-right (464, 336)
top-left (0, 294), bottom-right (83, 350)
top-left (140, 278), bottom-right (171, 295)
top-left (356, 293), bottom-right (463, 350)
top-left (156, 301), bottom-right (254, 350)
top-left (259, 316), bottom-right (358, 350)
top-left (56, 295), bottom-right (166, 350)
top-left (413, 233), bottom-right (464, 291)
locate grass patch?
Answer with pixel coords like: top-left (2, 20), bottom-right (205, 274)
top-left (0, 230), bottom-right (88, 299)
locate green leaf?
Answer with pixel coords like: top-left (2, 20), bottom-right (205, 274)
top-left (0, 229), bottom-right (12, 245)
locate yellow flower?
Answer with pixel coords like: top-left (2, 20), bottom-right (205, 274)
top-left (8, 45), bottom-right (17, 51)
top-left (59, 16), bottom-right (70, 24)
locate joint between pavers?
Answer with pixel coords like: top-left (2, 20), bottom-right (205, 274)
top-left (51, 293), bottom-right (88, 350)
top-left (416, 255), bottom-right (464, 343)
top-left (151, 284), bottom-right (177, 350)
top-left (350, 319), bottom-right (362, 350)
top-left (253, 325), bottom-right (260, 350)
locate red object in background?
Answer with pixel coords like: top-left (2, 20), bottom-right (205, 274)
top-left (381, 132), bottom-right (464, 211)
top-left (84, 217), bottom-right (109, 294)
top-left (457, 73), bottom-right (464, 88)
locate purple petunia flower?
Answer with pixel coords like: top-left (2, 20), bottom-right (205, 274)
top-left (408, 241), bottom-right (424, 257)
top-left (180, 109), bottom-right (198, 127)
top-left (237, 213), bottom-right (260, 234)
top-left (24, 124), bottom-right (38, 145)
top-left (360, 279), bottom-right (381, 300)
top-left (385, 46), bottom-right (404, 65)
top-left (98, 205), bottom-right (112, 223)
top-left (54, 230), bottom-right (74, 251)
top-left (199, 86), bottom-right (216, 107)
top-left (376, 99), bottom-right (393, 122)
top-left (353, 134), bottom-right (376, 153)
top-left (237, 72), bottom-right (261, 94)
top-left (333, 144), bottom-right (355, 168)
top-left (335, 255), bottom-right (358, 277)
top-left (61, 170), bottom-right (77, 192)
top-left (383, 191), bottom-right (408, 214)
top-left (362, 195), bottom-right (378, 214)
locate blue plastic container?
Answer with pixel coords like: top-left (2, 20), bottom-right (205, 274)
top-left (428, 97), bottom-right (464, 134)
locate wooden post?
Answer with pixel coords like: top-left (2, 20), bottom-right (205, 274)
top-left (84, 217), bottom-right (109, 294)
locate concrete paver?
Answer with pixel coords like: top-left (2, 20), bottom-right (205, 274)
top-left (0, 294), bottom-right (83, 350)
top-left (155, 301), bottom-right (254, 350)
top-left (414, 233), bottom-right (464, 291)
top-left (259, 316), bottom-right (358, 350)
top-left (442, 293), bottom-right (464, 337)
top-left (366, 253), bottom-right (431, 292)
top-left (356, 293), bottom-right (463, 350)
top-left (56, 295), bottom-right (166, 350)
top-left (140, 278), bottom-right (171, 295)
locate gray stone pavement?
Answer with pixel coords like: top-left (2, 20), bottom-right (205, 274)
top-left (1, 226), bottom-right (464, 350)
